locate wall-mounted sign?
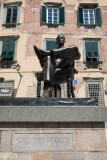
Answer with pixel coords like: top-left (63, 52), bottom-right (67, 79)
top-left (73, 80), bottom-right (77, 84)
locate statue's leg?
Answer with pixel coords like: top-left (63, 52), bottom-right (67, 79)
top-left (71, 81), bottom-right (75, 98)
top-left (43, 56), bottom-right (55, 97)
top-left (67, 66), bottom-right (75, 98)
top-left (36, 72), bottom-right (42, 97)
top-left (67, 76), bottom-right (72, 98)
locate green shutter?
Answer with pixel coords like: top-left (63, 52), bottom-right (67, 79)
top-left (85, 41), bottom-right (99, 59)
top-left (92, 42), bottom-right (99, 58)
top-left (46, 40), bottom-right (57, 51)
top-left (0, 41), bottom-right (8, 58)
top-left (12, 7), bottom-right (18, 23)
top-left (41, 5), bottom-right (47, 23)
top-left (46, 40), bottom-right (52, 51)
top-left (7, 40), bottom-right (15, 59)
top-left (53, 41), bottom-right (58, 49)
top-left (0, 40), bottom-right (15, 60)
top-left (59, 7), bottom-right (65, 24)
top-left (78, 6), bottom-right (83, 24)
top-left (6, 6), bottom-right (18, 24)
top-left (95, 8), bottom-right (102, 25)
top-left (6, 7), bottom-right (12, 24)
top-left (85, 41), bottom-right (92, 58)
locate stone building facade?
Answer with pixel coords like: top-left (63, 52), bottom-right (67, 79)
top-left (0, 0), bottom-right (107, 104)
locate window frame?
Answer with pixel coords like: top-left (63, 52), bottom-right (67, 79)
top-left (5, 6), bottom-right (18, 25)
top-left (41, 4), bottom-right (65, 25)
top-left (0, 36), bottom-right (19, 68)
top-left (47, 7), bottom-right (59, 24)
top-left (85, 40), bottom-right (100, 61)
top-left (83, 9), bottom-right (95, 25)
top-left (0, 80), bottom-right (14, 97)
top-left (45, 39), bottom-right (58, 51)
top-left (1, 40), bottom-right (16, 61)
top-left (3, 2), bottom-right (22, 27)
top-left (85, 78), bottom-right (104, 106)
top-left (83, 39), bottom-right (103, 69)
top-left (78, 5), bottom-right (102, 26)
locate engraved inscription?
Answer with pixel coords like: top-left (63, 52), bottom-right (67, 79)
top-left (12, 131), bottom-right (75, 152)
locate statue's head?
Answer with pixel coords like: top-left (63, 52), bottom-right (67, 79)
top-left (56, 34), bottom-right (65, 45)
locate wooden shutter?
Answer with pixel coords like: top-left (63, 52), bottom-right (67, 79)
top-left (46, 40), bottom-right (57, 51)
top-left (41, 5), bottom-right (47, 23)
top-left (85, 41), bottom-right (99, 59)
top-left (59, 7), bottom-right (65, 24)
top-left (85, 41), bottom-right (92, 58)
top-left (78, 6), bottom-right (83, 24)
top-left (6, 7), bottom-right (12, 24)
top-left (46, 40), bottom-right (52, 51)
top-left (6, 6), bottom-right (18, 24)
top-left (1, 41), bottom-right (8, 58)
top-left (12, 7), bottom-right (18, 23)
top-left (95, 8), bottom-right (102, 25)
top-left (92, 42), bottom-right (99, 58)
top-left (7, 40), bottom-right (15, 59)
top-left (53, 41), bottom-right (58, 49)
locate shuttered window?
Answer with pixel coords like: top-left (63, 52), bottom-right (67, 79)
top-left (6, 6), bottom-right (18, 24)
top-left (86, 80), bottom-right (104, 106)
top-left (41, 5), bottom-right (65, 24)
top-left (85, 41), bottom-right (99, 61)
top-left (78, 6), bottom-right (102, 25)
top-left (46, 40), bottom-right (58, 51)
top-left (0, 40), bottom-right (15, 61)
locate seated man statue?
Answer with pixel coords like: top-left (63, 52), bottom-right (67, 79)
top-left (34, 34), bottom-right (80, 98)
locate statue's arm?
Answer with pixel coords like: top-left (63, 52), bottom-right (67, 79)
top-left (33, 45), bottom-right (50, 56)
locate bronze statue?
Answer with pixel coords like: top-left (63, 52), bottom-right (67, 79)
top-left (34, 34), bottom-right (80, 98)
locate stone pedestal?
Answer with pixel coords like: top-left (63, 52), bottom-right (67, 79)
top-left (0, 98), bottom-right (107, 159)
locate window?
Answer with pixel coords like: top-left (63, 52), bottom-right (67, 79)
top-left (46, 39), bottom-right (58, 51)
top-left (78, 6), bottom-right (102, 25)
top-left (0, 40), bottom-right (16, 61)
top-left (41, 5), bottom-right (65, 24)
top-left (84, 40), bottom-right (102, 69)
top-left (3, 2), bottom-right (22, 27)
top-left (0, 81), bottom-right (14, 97)
top-left (83, 9), bottom-right (95, 25)
top-left (47, 8), bottom-right (58, 24)
top-left (86, 80), bottom-right (104, 106)
top-left (85, 41), bottom-right (99, 62)
top-left (0, 37), bottom-right (18, 68)
top-left (6, 6), bottom-right (18, 25)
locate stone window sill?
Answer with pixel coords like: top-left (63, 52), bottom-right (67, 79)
top-left (83, 61), bottom-right (103, 70)
top-left (2, 23), bottom-right (20, 28)
top-left (0, 60), bottom-right (17, 69)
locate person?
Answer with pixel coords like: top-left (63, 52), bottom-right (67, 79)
top-left (34, 34), bottom-right (80, 97)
